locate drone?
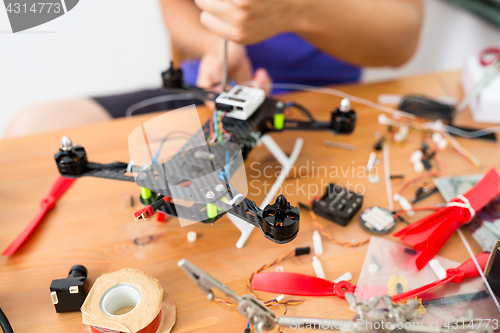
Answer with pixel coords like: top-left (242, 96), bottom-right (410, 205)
top-left (53, 63), bottom-right (357, 245)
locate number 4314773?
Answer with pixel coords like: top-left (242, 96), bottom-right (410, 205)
top-left (443, 319), bottom-right (498, 330)
top-left (6, 2), bottom-right (61, 14)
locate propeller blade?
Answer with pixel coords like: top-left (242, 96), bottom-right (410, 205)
top-left (392, 253), bottom-right (489, 302)
top-left (253, 272), bottom-right (336, 296)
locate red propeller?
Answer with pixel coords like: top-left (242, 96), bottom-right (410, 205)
top-left (2, 176), bottom-right (75, 256)
top-left (392, 252), bottom-right (490, 302)
top-left (252, 272), bottom-right (355, 299)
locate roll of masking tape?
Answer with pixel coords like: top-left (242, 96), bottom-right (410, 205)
top-left (81, 269), bottom-right (175, 333)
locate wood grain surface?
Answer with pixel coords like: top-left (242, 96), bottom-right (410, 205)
top-left (1, 71), bottom-right (498, 332)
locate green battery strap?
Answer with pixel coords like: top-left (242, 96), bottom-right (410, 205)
top-left (140, 187), bottom-right (152, 200)
top-left (273, 114), bottom-right (285, 130)
top-left (206, 203), bottom-right (218, 219)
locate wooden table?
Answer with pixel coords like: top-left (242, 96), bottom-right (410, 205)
top-left (1, 71), bottom-right (499, 332)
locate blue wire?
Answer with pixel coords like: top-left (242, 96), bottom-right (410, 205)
top-left (218, 151), bottom-right (231, 181)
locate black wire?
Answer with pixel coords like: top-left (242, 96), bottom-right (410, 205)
top-left (244, 198), bottom-right (263, 219)
top-left (0, 308), bottom-right (14, 333)
top-left (286, 102), bottom-right (317, 122)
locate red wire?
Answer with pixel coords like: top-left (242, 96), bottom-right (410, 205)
top-left (393, 206), bottom-right (441, 219)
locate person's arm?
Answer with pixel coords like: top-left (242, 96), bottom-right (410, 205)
top-left (160, 0), bottom-right (220, 58)
top-left (194, 0), bottom-right (424, 67)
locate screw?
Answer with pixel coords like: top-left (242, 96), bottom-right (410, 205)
top-left (215, 184), bottom-right (225, 192)
top-left (61, 136), bottom-right (73, 151)
top-left (276, 101), bottom-right (285, 109)
top-left (339, 98), bottom-right (351, 112)
top-left (206, 191), bottom-right (215, 199)
top-left (138, 172), bottom-right (148, 180)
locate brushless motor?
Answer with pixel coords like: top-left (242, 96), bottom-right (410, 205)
top-left (54, 136), bottom-right (88, 176)
top-left (331, 98), bottom-right (356, 134)
top-left (262, 195), bottom-right (300, 242)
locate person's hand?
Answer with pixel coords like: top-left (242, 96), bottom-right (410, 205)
top-left (197, 40), bottom-right (272, 94)
top-left (194, 0), bottom-right (296, 44)
top-left (197, 40), bottom-right (253, 90)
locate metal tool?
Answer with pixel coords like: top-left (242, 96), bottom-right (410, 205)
top-left (323, 140), bottom-right (356, 151)
top-left (178, 259), bottom-right (493, 333)
top-left (222, 39), bottom-right (228, 92)
top-left (456, 47), bottom-right (500, 113)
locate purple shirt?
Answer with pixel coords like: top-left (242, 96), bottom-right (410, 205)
top-left (181, 33), bottom-right (361, 94)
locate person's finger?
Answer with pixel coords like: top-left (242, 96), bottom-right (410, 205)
top-left (252, 68), bottom-right (272, 95)
top-left (200, 12), bottom-right (241, 41)
top-left (195, 0), bottom-right (241, 24)
top-left (197, 60), bottom-right (221, 89)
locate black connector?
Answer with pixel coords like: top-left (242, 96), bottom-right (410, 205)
top-left (295, 247), bottom-right (311, 256)
top-left (50, 265), bottom-right (89, 313)
top-left (312, 184), bottom-right (363, 226)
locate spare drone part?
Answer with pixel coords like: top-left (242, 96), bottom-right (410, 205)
top-left (393, 194), bottom-right (414, 217)
top-left (54, 136), bottom-right (88, 176)
top-left (390, 175), bottom-right (404, 179)
top-left (368, 175), bottom-right (380, 184)
top-left (414, 161), bottom-right (424, 173)
top-left (50, 265), bottom-right (89, 313)
top-left (275, 266), bottom-right (284, 272)
top-left (359, 206), bottom-right (396, 234)
top-left (333, 272), bottom-right (352, 284)
top-left (312, 230), bottom-right (323, 255)
top-left (187, 231), bottom-right (197, 242)
top-left (373, 137), bottom-right (385, 151)
top-left (383, 144), bottom-right (393, 211)
top-left (392, 252), bottom-right (490, 303)
top-left (262, 195), bottom-right (300, 242)
top-left (323, 140), bottom-right (356, 151)
top-left (2, 175), bottom-right (76, 256)
top-left (398, 95), bottom-right (455, 122)
top-left (429, 259), bottom-right (447, 280)
top-left (311, 184), bottom-right (363, 227)
top-left (366, 152), bottom-right (376, 172)
top-left (412, 186), bottom-right (438, 204)
top-left (485, 240), bottom-right (500, 297)
top-left (215, 85), bottom-right (266, 120)
top-left (252, 271), bottom-right (355, 299)
top-left (312, 256), bottom-right (326, 279)
top-left (422, 158), bottom-right (432, 170)
top-left (331, 98), bottom-right (356, 134)
top-left (180, 259), bottom-right (493, 333)
top-left (409, 149), bottom-right (423, 164)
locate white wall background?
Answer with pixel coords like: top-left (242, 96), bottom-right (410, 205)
top-left (1, 0), bottom-right (499, 137)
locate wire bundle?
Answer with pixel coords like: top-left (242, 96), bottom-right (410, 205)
top-left (213, 249), bottom-right (306, 332)
top-left (208, 111), bottom-right (231, 144)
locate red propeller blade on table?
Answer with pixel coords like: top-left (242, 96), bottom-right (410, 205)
top-left (394, 168), bottom-right (500, 270)
top-left (392, 252), bottom-right (490, 302)
top-left (252, 272), bottom-right (355, 299)
top-left (2, 176), bottom-right (75, 256)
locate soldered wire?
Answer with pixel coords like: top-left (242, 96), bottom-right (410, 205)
top-left (213, 249), bottom-right (303, 315)
top-left (302, 205), bottom-right (370, 247)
